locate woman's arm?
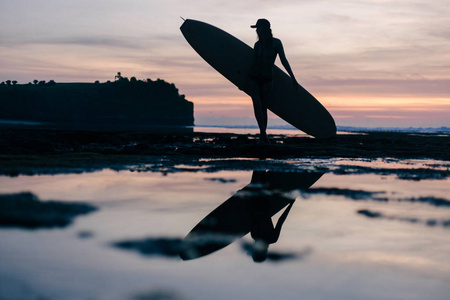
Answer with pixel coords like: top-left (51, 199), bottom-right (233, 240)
top-left (275, 39), bottom-right (299, 88)
top-left (270, 201), bottom-right (295, 244)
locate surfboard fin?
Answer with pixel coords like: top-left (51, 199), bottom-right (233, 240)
top-left (180, 16), bottom-right (186, 21)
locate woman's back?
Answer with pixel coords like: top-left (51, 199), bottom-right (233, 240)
top-left (251, 38), bottom-right (280, 78)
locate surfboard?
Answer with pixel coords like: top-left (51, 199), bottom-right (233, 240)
top-left (180, 171), bottom-right (323, 260)
top-left (180, 19), bottom-right (336, 138)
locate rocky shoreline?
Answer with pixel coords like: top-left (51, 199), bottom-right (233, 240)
top-left (0, 127), bottom-right (448, 177)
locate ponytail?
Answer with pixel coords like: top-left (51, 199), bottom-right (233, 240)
top-left (257, 27), bottom-right (273, 48)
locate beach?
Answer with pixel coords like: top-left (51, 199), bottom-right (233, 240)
top-left (2, 0), bottom-right (450, 298)
top-left (1, 126), bottom-right (449, 300)
top-left (0, 127), bottom-right (448, 174)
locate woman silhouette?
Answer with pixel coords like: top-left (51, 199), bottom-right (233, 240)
top-left (249, 19), bottom-right (299, 144)
top-left (250, 197), bottom-right (295, 263)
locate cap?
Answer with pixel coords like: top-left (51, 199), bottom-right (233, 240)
top-left (250, 19), bottom-right (270, 29)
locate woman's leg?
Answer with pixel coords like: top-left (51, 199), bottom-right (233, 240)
top-left (250, 80), bottom-right (268, 142)
top-left (258, 81), bottom-right (272, 143)
top-left (260, 82), bottom-right (272, 131)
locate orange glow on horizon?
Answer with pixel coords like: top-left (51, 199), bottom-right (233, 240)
top-left (191, 93), bottom-right (449, 127)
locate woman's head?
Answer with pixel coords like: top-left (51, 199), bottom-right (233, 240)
top-left (251, 19), bottom-right (273, 42)
top-left (251, 239), bottom-right (269, 263)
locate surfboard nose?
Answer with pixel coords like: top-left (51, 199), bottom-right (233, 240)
top-left (180, 19), bottom-right (195, 36)
top-left (180, 19), bottom-right (210, 40)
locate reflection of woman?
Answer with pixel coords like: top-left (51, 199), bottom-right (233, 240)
top-left (249, 19), bottom-right (299, 144)
top-left (250, 197), bottom-right (295, 262)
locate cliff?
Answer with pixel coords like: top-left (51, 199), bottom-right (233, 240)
top-left (0, 78), bottom-right (194, 126)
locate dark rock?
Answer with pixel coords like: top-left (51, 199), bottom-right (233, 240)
top-left (0, 192), bottom-right (96, 229)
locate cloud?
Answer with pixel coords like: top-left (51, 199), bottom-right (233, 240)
top-left (304, 78), bottom-right (450, 98)
top-left (42, 37), bottom-right (143, 49)
top-left (430, 28), bottom-right (450, 41)
top-left (1, 35), bottom-right (145, 49)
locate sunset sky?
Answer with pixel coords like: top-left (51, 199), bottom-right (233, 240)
top-left (1, 0), bottom-right (449, 128)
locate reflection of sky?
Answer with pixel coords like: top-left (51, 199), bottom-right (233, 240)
top-left (1, 0), bottom-right (449, 127)
top-left (0, 166), bottom-right (450, 299)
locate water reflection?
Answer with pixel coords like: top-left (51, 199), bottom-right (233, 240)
top-left (180, 171), bottom-right (323, 261)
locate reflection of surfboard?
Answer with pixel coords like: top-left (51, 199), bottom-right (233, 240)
top-left (180, 171), bottom-right (323, 260)
top-left (180, 19), bottom-right (336, 138)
